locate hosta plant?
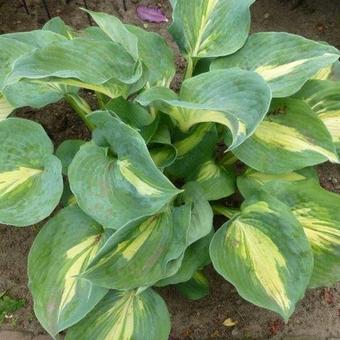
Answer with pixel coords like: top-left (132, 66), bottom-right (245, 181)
top-left (1, 1), bottom-right (340, 338)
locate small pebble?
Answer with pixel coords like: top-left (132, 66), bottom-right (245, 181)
top-left (232, 328), bottom-right (239, 336)
top-left (264, 13), bottom-right (270, 19)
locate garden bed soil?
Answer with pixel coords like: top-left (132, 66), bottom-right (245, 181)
top-left (0, 0), bottom-right (340, 339)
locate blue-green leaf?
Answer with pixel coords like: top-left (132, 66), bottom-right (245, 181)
top-left (66, 289), bottom-right (170, 340)
top-left (259, 180), bottom-right (340, 288)
top-left (212, 32), bottom-right (340, 97)
top-left (0, 118), bottom-right (63, 226)
top-left (170, 0), bottom-right (255, 58)
top-left (28, 205), bottom-right (108, 337)
top-left (69, 111), bottom-right (180, 229)
top-left (233, 98), bottom-right (339, 173)
top-left (295, 79), bottom-right (340, 154)
top-left (80, 205), bottom-right (191, 289)
top-left (137, 69), bottom-right (271, 149)
top-left (210, 193), bottom-right (313, 321)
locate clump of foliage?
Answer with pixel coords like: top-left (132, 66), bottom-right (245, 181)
top-left (0, 292), bottom-right (25, 325)
top-left (1, 1), bottom-right (340, 338)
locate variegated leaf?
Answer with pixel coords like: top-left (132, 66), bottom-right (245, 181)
top-left (28, 205), bottom-right (108, 337)
top-left (167, 123), bottom-right (218, 178)
top-left (69, 111), bottom-right (180, 229)
top-left (237, 167), bottom-right (318, 198)
top-left (170, 0), bottom-right (255, 58)
top-left (7, 38), bottom-right (142, 98)
top-left (211, 32), bottom-right (340, 97)
top-left (233, 98), bottom-right (339, 173)
top-left (295, 80), bottom-right (340, 154)
top-left (80, 205), bottom-right (191, 289)
top-left (66, 289), bottom-right (170, 340)
top-left (210, 193), bottom-right (313, 320)
top-left (137, 69), bottom-right (271, 149)
top-left (0, 118), bottom-right (63, 226)
top-left (190, 159), bottom-right (235, 201)
top-left (260, 180), bottom-right (340, 288)
top-left (0, 31), bottom-right (75, 111)
top-left (83, 22), bottom-right (176, 88)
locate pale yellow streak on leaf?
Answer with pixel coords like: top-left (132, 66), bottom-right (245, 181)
top-left (248, 171), bottom-right (306, 185)
top-left (234, 220), bottom-right (291, 314)
top-left (107, 292), bottom-right (134, 339)
top-left (0, 166), bottom-right (42, 197)
top-left (256, 59), bottom-right (310, 81)
top-left (192, 0), bottom-right (218, 56)
top-left (255, 121), bottom-right (339, 162)
top-left (175, 124), bottom-right (212, 157)
top-left (58, 235), bottom-right (99, 318)
top-left (242, 201), bottom-right (274, 215)
top-left (319, 111), bottom-right (340, 143)
top-left (294, 208), bottom-right (340, 251)
top-left (116, 216), bottom-right (158, 261)
top-left (196, 160), bottom-right (220, 181)
top-left (312, 65), bottom-right (332, 80)
top-left (118, 160), bottom-right (162, 196)
top-left (0, 95), bottom-right (14, 121)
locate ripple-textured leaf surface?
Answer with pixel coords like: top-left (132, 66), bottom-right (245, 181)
top-left (210, 193), bottom-right (313, 320)
top-left (0, 118), bottom-right (63, 226)
top-left (212, 32), bottom-right (340, 97)
top-left (28, 205), bottom-right (108, 337)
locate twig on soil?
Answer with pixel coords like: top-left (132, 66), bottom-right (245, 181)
top-left (21, 0), bottom-right (30, 14)
top-left (123, 0), bottom-right (127, 11)
top-left (82, 0), bottom-right (93, 25)
top-left (41, 0), bottom-right (51, 19)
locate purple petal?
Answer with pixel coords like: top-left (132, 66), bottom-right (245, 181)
top-left (136, 5), bottom-right (168, 23)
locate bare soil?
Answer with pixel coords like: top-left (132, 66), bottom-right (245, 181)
top-left (0, 0), bottom-right (340, 339)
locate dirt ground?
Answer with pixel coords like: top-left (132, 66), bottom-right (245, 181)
top-left (0, 0), bottom-right (340, 339)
